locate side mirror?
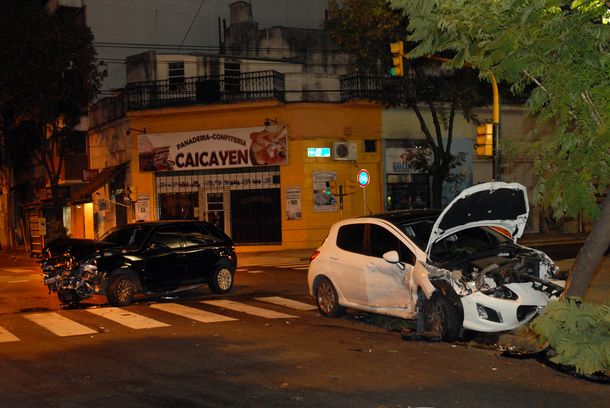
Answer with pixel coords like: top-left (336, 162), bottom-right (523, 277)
top-left (383, 250), bottom-right (405, 271)
top-left (383, 250), bottom-right (400, 263)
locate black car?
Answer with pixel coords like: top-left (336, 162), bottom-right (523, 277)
top-left (41, 221), bottom-right (237, 307)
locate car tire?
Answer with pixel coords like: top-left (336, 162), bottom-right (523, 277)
top-left (209, 264), bottom-right (234, 294)
top-left (57, 289), bottom-right (80, 306)
top-left (422, 292), bottom-right (461, 342)
top-left (315, 277), bottom-right (345, 317)
top-left (107, 275), bottom-right (135, 307)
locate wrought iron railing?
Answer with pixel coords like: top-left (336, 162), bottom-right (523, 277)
top-left (340, 73), bottom-right (530, 105)
top-left (126, 70), bottom-right (285, 110)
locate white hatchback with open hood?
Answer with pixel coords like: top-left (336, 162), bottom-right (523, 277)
top-left (308, 182), bottom-right (563, 341)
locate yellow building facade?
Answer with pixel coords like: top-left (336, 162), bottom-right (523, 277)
top-left (88, 100), bottom-right (383, 251)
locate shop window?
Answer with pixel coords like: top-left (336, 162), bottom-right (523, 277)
top-left (159, 192), bottom-right (198, 220)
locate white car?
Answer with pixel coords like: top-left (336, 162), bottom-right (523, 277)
top-left (307, 182), bottom-right (563, 341)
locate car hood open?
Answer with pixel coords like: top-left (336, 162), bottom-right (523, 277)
top-left (425, 182), bottom-right (529, 255)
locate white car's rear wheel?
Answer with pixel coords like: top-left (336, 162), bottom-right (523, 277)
top-left (315, 277), bottom-right (345, 317)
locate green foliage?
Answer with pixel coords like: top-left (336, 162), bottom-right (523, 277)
top-left (325, 0), bottom-right (491, 207)
top-left (0, 0), bottom-right (106, 202)
top-left (392, 0), bottom-right (610, 220)
top-left (531, 298), bottom-right (610, 375)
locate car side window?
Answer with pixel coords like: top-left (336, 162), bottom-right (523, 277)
top-left (177, 224), bottom-right (211, 247)
top-left (199, 224), bottom-right (224, 244)
top-left (336, 224), bottom-right (365, 254)
top-left (148, 225), bottom-right (182, 249)
top-left (370, 224), bottom-right (415, 265)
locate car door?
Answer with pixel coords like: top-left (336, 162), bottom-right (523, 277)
top-left (177, 223), bottom-right (224, 283)
top-left (330, 222), bottom-right (371, 306)
top-left (142, 224), bottom-right (188, 290)
top-left (363, 223), bottom-right (415, 308)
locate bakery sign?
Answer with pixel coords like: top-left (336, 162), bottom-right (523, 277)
top-left (137, 125), bottom-right (288, 172)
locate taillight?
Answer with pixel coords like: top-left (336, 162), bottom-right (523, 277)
top-left (309, 250), bottom-right (320, 263)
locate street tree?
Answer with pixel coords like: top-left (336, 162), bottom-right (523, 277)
top-left (0, 0), bottom-right (106, 245)
top-left (391, 0), bottom-right (610, 296)
top-left (325, 0), bottom-right (491, 208)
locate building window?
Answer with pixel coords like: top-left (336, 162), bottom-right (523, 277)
top-left (168, 61), bottom-right (185, 91)
top-left (224, 61), bottom-right (240, 95)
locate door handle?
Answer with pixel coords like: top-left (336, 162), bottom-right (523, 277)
top-left (367, 263), bottom-right (378, 271)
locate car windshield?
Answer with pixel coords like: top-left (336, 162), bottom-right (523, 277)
top-left (100, 224), bottom-right (153, 248)
top-left (394, 219), bottom-right (436, 250)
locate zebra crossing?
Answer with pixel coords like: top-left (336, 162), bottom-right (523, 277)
top-left (237, 261), bottom-right (310, 274)
top-left (0, 296), bottom-right (317, 343)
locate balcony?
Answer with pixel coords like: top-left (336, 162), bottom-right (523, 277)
top-left (126, 70), bottom-right (285, 110)
top-left (340, 72), bottom-right (529, 105)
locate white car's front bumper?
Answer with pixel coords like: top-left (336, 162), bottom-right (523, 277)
top-left (460, 282), bottom-right (550, 332)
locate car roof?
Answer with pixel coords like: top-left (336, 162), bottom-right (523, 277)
top-left (358, 209), bottom-right (441, 224)
top-left (120, 220), bottom-right (208, 227)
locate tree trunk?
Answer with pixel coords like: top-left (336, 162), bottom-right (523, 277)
top-left (565, 188), bottom-right (610, 297)
top-left (430, 174), bottom-right (444, 209)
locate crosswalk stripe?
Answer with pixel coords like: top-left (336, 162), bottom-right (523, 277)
top-left (0, 326), bottom-right (20, 343)
top-left (202, 300), bottom-right (299, 319)
top-left (150, 303), bottom-right (237, 323)
top-left (24, 312), bottom-right (97, 337)
top-left (255, 296), bottom-right (317, 311)
top-left (273, 264), bottom-right (309, 269)
top-left (2, 268), bottom-right (34, 273)
top-left (87, 307), bottom-right (170, 329)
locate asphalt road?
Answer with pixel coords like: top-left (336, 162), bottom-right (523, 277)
top-left (0, 252), bottom-right (608, 407)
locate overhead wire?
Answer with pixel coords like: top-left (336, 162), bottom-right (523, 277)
top-left (178, 0), bottom-right (206, 53)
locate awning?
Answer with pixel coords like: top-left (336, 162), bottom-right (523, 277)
top-left (70, 162), bottom-right (129, 204)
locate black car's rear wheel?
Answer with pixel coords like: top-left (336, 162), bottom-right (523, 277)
top-left (315, 277), bottom-right (344, 317)
top-left (107, 275), bottom-right (135, 306)
top-left (209, 264), bottom-right (234, 294)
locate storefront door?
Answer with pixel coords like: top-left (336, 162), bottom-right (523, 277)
top-left (230, 189), bottom-right (281, 244)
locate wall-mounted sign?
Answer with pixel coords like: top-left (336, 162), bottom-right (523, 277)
top-left (138, 125), bottom-right (288, 172)
top-left (135, 194), bottom-right (150, 222)
top-left (313, 171), bottom-right (337, 212)
top-left (307, 147), bottom-right (331, 157)
top-left (285, 186), bottom-right (302, 220)
top-left (357, 169), bottom-right (370, 188)
top-left (385, 147), bottom-right (432, 174)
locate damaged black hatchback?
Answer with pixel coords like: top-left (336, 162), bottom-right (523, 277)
top-left (41, 221), bottom-right (237, 306)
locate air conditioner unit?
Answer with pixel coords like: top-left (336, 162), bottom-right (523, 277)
top-left (332, 141), bottom-right (357, 161)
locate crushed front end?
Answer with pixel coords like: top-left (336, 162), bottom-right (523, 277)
top-left (41, 250), bottom-right (105, 305)
top-left (427, 249), bottom-right (564, 332)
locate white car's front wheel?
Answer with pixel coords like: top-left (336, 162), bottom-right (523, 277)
top-left (422, 292), bottom-right (461, 342)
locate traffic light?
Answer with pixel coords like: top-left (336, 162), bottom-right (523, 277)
top-left (325, 181), bottom-right (332, 196)
top-left (390, 41), bottom-right (404, 77)
top-left (476, 123), bottom-right (494, 157)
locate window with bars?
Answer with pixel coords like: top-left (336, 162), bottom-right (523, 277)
top-left (168, 62), bottom-right (185, 91)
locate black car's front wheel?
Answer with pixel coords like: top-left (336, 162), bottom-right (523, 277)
top-left (315, 277), bottom-right (345, 317)
top-left (107, 275), bottom-right (135, 307)
top-left (57, 289), bottom-right (80, 306)
top-left (209, 264), bottom-right (234, 294)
